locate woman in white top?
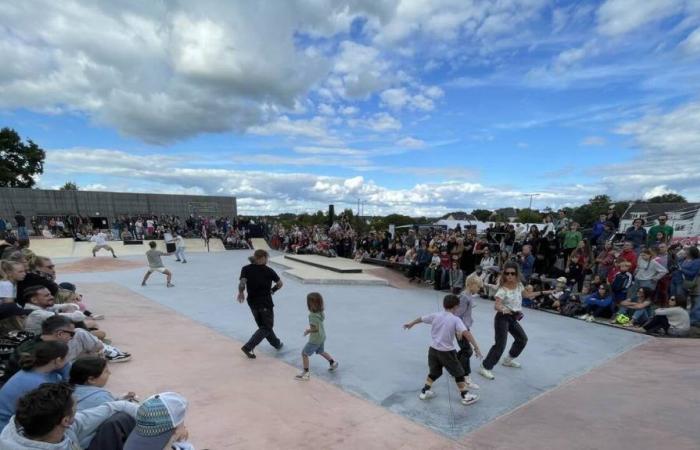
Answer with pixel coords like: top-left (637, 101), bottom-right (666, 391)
top-left (479, 261), bottom-right (539, 380)
top-left (0, 261), bottom-right (27, 303)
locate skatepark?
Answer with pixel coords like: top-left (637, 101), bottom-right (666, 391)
top-left (28, 238), bottom-right (700, 450)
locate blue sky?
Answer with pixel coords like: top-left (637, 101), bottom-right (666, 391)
top-left (1, 0), bottom-right (699, 215)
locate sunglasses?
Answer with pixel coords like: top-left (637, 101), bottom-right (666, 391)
top-left (504, 271), bottom-right (517, 276)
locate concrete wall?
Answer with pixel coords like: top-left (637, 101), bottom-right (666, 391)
top-left (0, 188), bottom-right (237, 222)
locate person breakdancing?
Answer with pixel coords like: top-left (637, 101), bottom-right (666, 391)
top-left (238, 250), bottom-right (284, 359)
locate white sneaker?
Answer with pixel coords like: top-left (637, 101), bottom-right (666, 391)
top-left (502, 357), bottom-right (521, 368)
top-left (329, 361), bottom-right (339, 371)
top-left (466, 376), bottom-right (480, 390)
top-left (478, 365), bottom-right (495, 380)
top-left (90, 314), bottom-right (105, 320)
top-left (586, 315), bottom-right (594, 322)
top-left (577, 313), bottom-right (589, 320)
top-left (295, 371), bottom-right (310, 381)
top-left (461, 392), bottom-right (479, 405)
top-left (418, 389), bottom-right (435, 400)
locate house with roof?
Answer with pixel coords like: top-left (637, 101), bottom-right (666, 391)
top-left (620, 202), bottom-right (700, 245)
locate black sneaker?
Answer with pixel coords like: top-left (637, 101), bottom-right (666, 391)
top-left (241, 347), bottom-right (256, 359)
top-left (274, 342), bottom-right (284, 351)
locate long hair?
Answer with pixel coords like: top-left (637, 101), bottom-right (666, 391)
top-left (306, 292), bottom-right (324, 313)
top-left (498, 261), bottom-right (521, 287)
top-left (0, 260), bottom-right (23, 281)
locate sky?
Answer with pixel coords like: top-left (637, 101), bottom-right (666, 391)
top-left (1, 0), bottom-right (700, 216)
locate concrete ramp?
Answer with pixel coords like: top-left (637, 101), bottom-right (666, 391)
top-left (28, 238), bottom-right (75, 258)
top-left (250, 238), bottom-right (271, 250)
top-left (28, 238), bottom-right (225, 259)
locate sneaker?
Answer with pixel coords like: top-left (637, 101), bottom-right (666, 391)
top-left (106, 352), bottom-right (131, 363)
top-left (113, 254), bottom-right (117, 258)
top-left (329, 361), bottom-right (339, 371)
top-left (466, 376), bottom-right (480, 390)
top-left (295, 371), bottom-right (310, 381)
top-left (182, 260), bottom-right (187, 263)
top-left (166, 283), bottom-right (175, 288)
top-left (141, 282), bottom-right (146, 287)
top-left (91, 314), bottom-right (105, 321)
top-left (274, 342), bottom-right (284, 351)
top-left (577, 313), bottom-right (590, 320)
top-left (461, 392), bottom-right (479, 405)
top-left (418, 389), bottom-right (435, 400)
top-left (241, 347), bottom-right (256, 359)
top-left (478, 365), bottom-right (495, 380)
top-left (502, 357), bottom-right (521, 368)
top-left (175, 259), bottom-right (181, 262)
top-left (586, 315), bottom-right (594, 322)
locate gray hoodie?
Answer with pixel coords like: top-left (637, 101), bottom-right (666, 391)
top-left (0, 400), bottom-right (137, 450)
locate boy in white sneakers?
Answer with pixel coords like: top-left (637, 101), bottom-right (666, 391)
top-left (404, 294), bottom-right (483, 405)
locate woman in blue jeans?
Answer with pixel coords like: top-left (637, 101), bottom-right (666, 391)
top-left (617, 287), bottom-right (654, 326)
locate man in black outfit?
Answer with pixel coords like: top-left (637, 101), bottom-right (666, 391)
top-left (238, 249), bottom-right (284, 359)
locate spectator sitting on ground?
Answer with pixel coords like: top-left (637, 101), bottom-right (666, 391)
top-left (616, 287), bottom-right (654, 327)
top-left (643, 295), bottom-right (690, 336)
top-left (0, 382), bottom-right (138, 450)
top-left (0, 261), bottom-right (26, 305)
top-left (579, 284), bottom-right (614, 321)
top-left (70, 356), bottom-right (137, 411)
top-left (124, 392), bottom-right (194, 450)
top-left (21, 286), bottom-right (94, 336)
top-left (58, 282), bottom-right (104, 321)
top-left (16, 256), bottom-right (58, 307)
top-left (0, 341), bottom-right (69, 430)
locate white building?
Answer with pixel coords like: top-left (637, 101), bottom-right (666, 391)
top-left (619, 202), bottom-right (700, 246)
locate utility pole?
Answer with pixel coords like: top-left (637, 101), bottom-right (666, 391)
top-left (525, 193), bottom-right (540, 210)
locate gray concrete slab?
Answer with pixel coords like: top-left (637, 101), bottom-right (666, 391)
top-left (64, 251), bottom-right (648, 439)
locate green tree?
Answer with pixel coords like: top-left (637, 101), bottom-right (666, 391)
top-left (571, 195), bottom-right (612, 228)
top-left (471, 209), bottom-right (493, 221)
top-left (60, 181), bottom-right (78, 191)
top-left (516, 208), bottom-right (542, 223)
top-left (646, 193), bottom-right (687, 203)
top-left (0, 127), bottom-right (46, 187)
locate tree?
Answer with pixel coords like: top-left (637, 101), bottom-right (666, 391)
top-left (646, 193), bottom-right (687, 203)
top-left (516, 208), bottom-right (542, 223)
top-left (0, 127), bottom-right (46, 188)
top-left (60, 182), bottom-right (78, 191)
top-left (471, 209), bottom-right (493, 221)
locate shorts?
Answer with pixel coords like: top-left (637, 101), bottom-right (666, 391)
top-left (147, 267), bottom-right (167, 274)
top-left (302, 341), bottom-right (325, 356)
top-left (93, 245), bottom-right (113, 251)
top-left (428, 347), bottom-right (465, 379)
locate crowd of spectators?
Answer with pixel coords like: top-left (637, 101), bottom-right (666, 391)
top-left (0, 234), bottom-right (196, 448)
top-left (269, 209), bottom-right (699, 335)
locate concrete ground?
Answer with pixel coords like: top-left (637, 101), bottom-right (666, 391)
top-left (55, 250), bottom-right (700, 449)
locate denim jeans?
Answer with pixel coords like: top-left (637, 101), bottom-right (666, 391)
top-left (16, 226), bottom-right (27, 240)
top-left (175, 247), bottom-right (186, 261)
top-left (690, 295), bottom-right (700, 325)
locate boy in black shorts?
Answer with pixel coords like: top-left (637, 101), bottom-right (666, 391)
top-left (404, 294), bottom-right (483, 405)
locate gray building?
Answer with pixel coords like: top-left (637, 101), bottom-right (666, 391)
top-left (0, 187), bottom-right (237, 225)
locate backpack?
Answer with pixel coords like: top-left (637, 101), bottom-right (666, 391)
top-left (561, 300), bottom-right (585, 317)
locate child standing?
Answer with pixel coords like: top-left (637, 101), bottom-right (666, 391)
top-left (175, 231), bottom-right (187, 263)
top-left (455, 275), bottom-right (482, 390)
top-left (141, 241), bottom-right (174, 287)
top-left (404, 294), bottom-right (482, 405)
top-left (295, 292), bottom-right (338, 381)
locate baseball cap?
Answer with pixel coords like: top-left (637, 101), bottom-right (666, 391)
top-left (124, 392), bottom-right (188, 450)
top-left (556, 277), bottom-right (567, 284)
top-left (58, 282), bottom-right (76, 292)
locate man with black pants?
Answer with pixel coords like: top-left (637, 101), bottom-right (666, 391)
top-left (238, 249), bottom-right (284, 359)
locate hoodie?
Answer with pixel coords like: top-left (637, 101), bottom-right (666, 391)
top-left (73, 385), bottom-right (117, 411)
top-left (0, 400), bottom-right (138, 450)
top-left (23, 304), bottom-right (87, 335)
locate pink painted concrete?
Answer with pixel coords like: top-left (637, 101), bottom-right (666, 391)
top-left (83, 282), bottom-right (460, 450)
top-left (460, 338), bottom-right (700, 450)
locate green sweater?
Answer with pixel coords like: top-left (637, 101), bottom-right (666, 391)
top-left (563, 231), bottom-right (582, 249)
top-left (647, 224), bottom-right (673, 244)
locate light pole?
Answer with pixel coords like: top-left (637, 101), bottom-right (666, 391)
top-left (525, 193), bottom-right (540, 210)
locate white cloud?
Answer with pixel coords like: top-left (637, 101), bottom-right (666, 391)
top-left (597, 0), bottom-right (685, 36)
top-left (330, 40), bottom-right (390, 99)
top-left (317, 103), bottom-right (335, 115)
top-left (379, 86), bottom-right (441, 111)
top-left (349, 112), bottom-right (402, 132)
top-left (581, 136), bottom-right (607, 146)
top-left (396, 137), bottom-right (426, 148)
top-left (340, 106), bottom-right (359, 115)
top-left (680, 27), bottom-right (700, 53)
top-left (643, 185), bottom-right (678, 200)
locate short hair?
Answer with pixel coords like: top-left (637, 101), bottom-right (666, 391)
top-left (19, 341), bottom-right (68, 371)
top-left (638, 287), bottom-right (654, 300)
top-left (253, 249), bottom-right (269, 261)
top-left (619, 260), bottom-right (632, 268)
top-left (687, 247), bottom-right (699, 259)
top-left (307, 292), bottom-right (324, 313)
top-left (69, 356), bottom-right (107, 385)
top-left (443, 294), bottom-right (460, 309)
top-left (149, 241), bottom-right (157, 248)
top-left (22, 285), bottom-right (49, 304)
top-left (15, 382), bottom-right (75, 438)
top-left (465, 274), bottom-right (483, 288)
top-left (41, 315), bottom-right (73, 334)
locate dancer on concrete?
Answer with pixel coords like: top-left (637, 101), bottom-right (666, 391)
top-left (141, 241), bottom-right (174, 287)
top-left (238, 249), bottom-right (284, 359)
top-left (456, 274), bottom-right (483, 390)
top-left (478, 261), bottom-right (539, 380)
top-left (404, 294), bottom-right (482, 405)
top-left (174, 231), bottom-right (187, 263)
top-left (91, 230), bottom-right (117, 258)
top-left (295, 292), bottom-right (338, 380)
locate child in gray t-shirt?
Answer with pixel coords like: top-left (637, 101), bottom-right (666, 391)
top-left (141, 241), bottom-right (174, 287)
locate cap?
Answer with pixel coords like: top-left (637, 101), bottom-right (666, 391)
top-left (124, 392), bottom-right (188, 450)
top-left (556, 277), bottom-right (568, 284)
top-left (58, 282), bottom-right (76, 292)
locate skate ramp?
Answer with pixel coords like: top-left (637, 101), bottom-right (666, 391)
top-left (27, 238), bottom-right (75, 258)
top-left (250, 238), bottom-right (271, 250)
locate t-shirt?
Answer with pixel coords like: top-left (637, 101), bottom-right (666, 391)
top-left (0, 281), bottom-right (15, 301)
top-left (454, 293), bottom-right (478, 329)
top-left (91, 233), bottom-right (107, 246)
top-left (308, 312), bottom-right (325, 345)
top-left (648, 224), bottom-right (673, 244)
top-left (240, 264), bottom-right (280, 309)
top-left (146, 249), bottom-right (165, 268)
top-left (0, 369), bottom-right (65, 430)
top-left (421, 311), bottom-right (466, 352)
top-left (495, 284), bottom-right (524, 312)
